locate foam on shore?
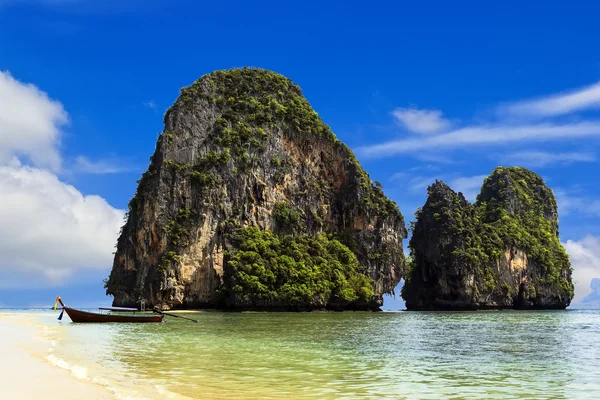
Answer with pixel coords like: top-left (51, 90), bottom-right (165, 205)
top-left (0, 313), bottom-right (115, 399)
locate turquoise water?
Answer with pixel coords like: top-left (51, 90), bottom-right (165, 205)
top-left (13, 309), bottom-right (600, 399)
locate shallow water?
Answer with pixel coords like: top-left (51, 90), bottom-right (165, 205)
top-left (11, 309), bottom-right (600, 399)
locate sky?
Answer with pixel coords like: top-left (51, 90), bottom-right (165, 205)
top-left (1, 0), bottom-right (600, 308)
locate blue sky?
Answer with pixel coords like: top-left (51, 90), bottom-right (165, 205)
top-left (1, 0), bottom-right (600, 308)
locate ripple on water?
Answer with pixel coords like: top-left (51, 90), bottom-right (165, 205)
top-left (17, 309), bottom-right (600, 399)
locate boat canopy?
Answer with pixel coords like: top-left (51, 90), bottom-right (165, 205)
top-left (99, 306), bottom-right (138, 312)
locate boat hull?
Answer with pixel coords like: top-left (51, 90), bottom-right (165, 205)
top-left (63, 307), bottom-right (163, 323)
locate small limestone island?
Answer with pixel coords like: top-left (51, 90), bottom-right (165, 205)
top-left (402, 167), bottom-right (574, 310)
top-left (105, 67), bottom-right (574, 312)
top-left (105, 67), bottom-right (407, 311)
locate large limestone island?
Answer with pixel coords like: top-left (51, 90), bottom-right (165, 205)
top-left (402, 166), bottom-right (574, 310)
top-left (105, 67), bottom-right (407, 311)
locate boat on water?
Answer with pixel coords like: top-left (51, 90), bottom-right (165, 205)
top-left (54, 296), bottom-right (164, 323)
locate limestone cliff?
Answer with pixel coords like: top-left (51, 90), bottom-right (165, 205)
top-left (402, 166), bottom-right (574, 310)
top-left (105, 67), bottom-right (406, 311)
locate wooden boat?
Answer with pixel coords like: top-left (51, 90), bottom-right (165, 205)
top-left (63, 307), bottom-right (164, 323)
top-left (55, 296), bottom-right (163, 323)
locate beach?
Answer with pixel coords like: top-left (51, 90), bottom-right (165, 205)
top-left (0, 313), bottom-right (114, 400)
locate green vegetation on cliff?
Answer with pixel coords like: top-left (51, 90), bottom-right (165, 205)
top-left (171, 67), bottom-right (401, 219)
top-left (222, 227), bottom-right (375, 310)
top-left (403, 166), bottom-right (574, 310)
top-left (157, 68), bottom-right (404, 296)
top-left (107, 67), bottom-right (406, 311)
top-left (476, 167), bottom-right (570, 295)
top-left (178, 67), bottom-right (336, 143)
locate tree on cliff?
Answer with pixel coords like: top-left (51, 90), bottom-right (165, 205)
top-left (105, 67), bottom-right (407, 311)
top-left (402, 166), bottom-right (574, 310)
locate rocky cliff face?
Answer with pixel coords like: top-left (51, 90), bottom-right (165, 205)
top-left (402, 166), bottom-right (574, 310)
top-left (105, 67), bottom-right (406, 311)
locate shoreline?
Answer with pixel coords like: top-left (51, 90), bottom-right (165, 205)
top-left (0, 313), bottom-right (115, 400)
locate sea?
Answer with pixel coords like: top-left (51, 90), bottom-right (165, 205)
top-left (3, 308), bottom-right (600, 399)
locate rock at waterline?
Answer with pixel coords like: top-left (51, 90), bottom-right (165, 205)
top-left (105, 67), bottom-right (407, 311)
top-left (402, 166), bottom-right (574, 310)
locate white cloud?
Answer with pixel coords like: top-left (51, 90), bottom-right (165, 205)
top-left (390, 172), bottom-right (485, 201)
top-left (0, 71), bottom-right (125, 288)
top-left (448, 175), bottom-right (487, 202)
top-left (0, 71), bottom-right (67, 171)
top-left (501, 151), bottom-right (596, 168)
top-left (74, 155), bottom-right (134, 174)
top-left (389, 172), bottom-right (408, 182)
top-left (407, 176), bottom-right (438, 193)
top-left (391, 107), bottom-right (451, 134)
top-left (505, 81), bottom-right (600, 118)
top-left (360, 80), bottom-right (600, 161)
top-left (414, 152), bottom-right (455, 164)
top-left (388, 168), bottom-right (442, 182)
top-left (555, 189), bottom-right (600, 217)
top-left (563, 236), bottom-right (600, 304)
top-left (143, 100), bottom-right (156, 110)
top-left (0, 165), bottom-right (125, 288)
top-left (357, 121), bottom-right (600, 159)
top-left (389, 173), bottom-right (442, 193)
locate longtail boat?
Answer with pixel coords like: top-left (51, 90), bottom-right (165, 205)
top-left (54, 296), bottom-right (164, 323)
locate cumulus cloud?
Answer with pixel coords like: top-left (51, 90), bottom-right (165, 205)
top-left (0, 71), bottom-right (125, 287)
top-left (0, 71), bottom-right (67, 171)
top-left (501, 151), bottom-right (596, 168)
top-left (391, 107), bottom-right (451, 134)
top-left (563, 236), bottom-right (600, 304)
top-left (0, 165), bottom-right (125, 288)
top-left (505, 81), bottom-right (600, 118)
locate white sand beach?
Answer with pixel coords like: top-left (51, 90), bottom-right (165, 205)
top-left (0, 313), bottom-right (114, 400)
